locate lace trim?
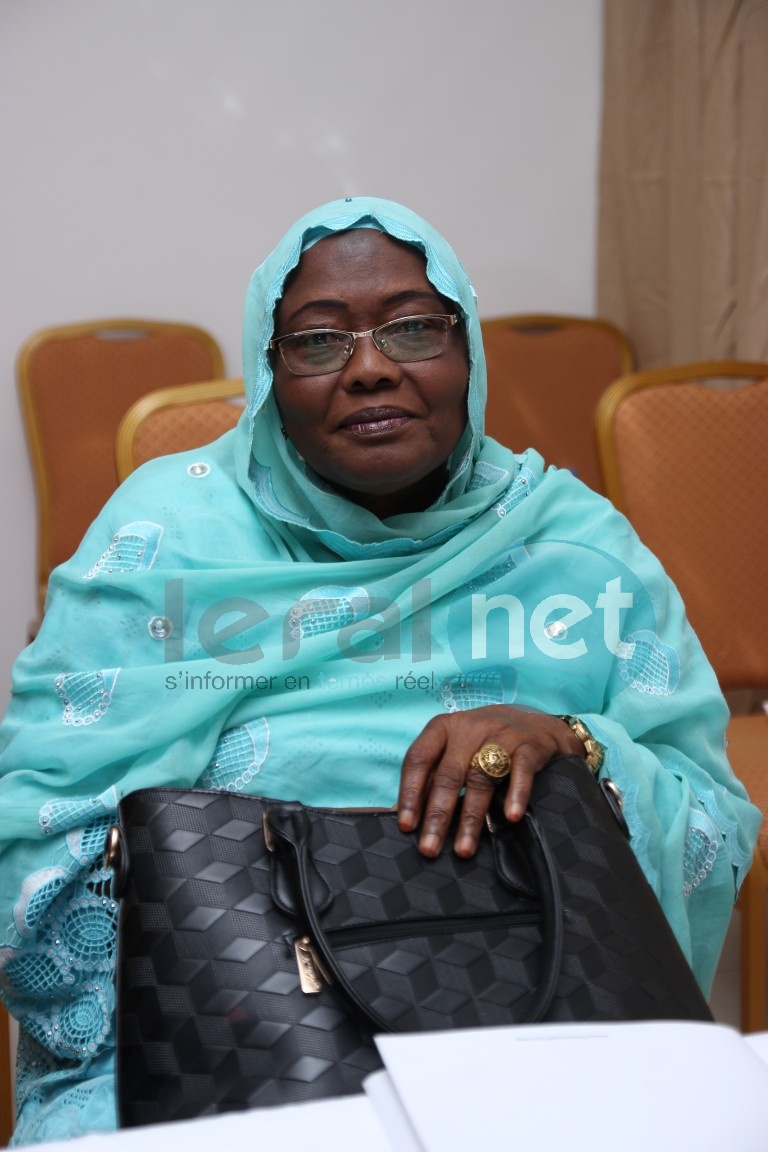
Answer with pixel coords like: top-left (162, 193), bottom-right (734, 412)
top-left (40, 787), bottom-right (118, 837)
top-left (617, 631), bottom-right (681, 695)
top-left (12, 1031), bottom-right (116, 1144)
top-left (196, 718), bottom-right (271, 792)
top-left (54, 670), bottom-right (120, 726)
top-left (683, 809), bottom-right (720, 896)
top-left (2, 855), bottom-right (117, 1068)
top-left (689, 781), bottom-right (754, 889)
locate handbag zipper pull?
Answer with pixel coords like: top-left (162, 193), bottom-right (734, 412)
top-left (294, 935), bottom-right (332, 993)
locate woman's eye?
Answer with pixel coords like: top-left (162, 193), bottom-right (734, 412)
top-left (391, 318), bottom-right (430, 336)
top-left (297, 331), bottom-right (339, 349)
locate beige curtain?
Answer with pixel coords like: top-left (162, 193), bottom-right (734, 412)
top-left (597, 0), bottom-right (768, 369)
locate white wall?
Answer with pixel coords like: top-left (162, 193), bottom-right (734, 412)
top-left (0, 0), bottom-right (602, 704)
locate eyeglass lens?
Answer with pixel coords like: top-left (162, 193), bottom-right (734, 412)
top-left (278, 315), bottom-right (453, 375)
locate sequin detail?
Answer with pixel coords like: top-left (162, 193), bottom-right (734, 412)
top-left (196, 718), bottom-right (270, 791)
top-left (492, 466), bottom-right (536, 517)
top-left (147, 615), bottom-right (173, 639)
top-left (617, 631), bottom-right (680, 695)
top-left (441, 666), bottom-right (518, 712)
top-left (83, 521), bottom-right (163, 579)
top-left (55, 670), bottom-right (119, 725)
top-left (187, 462), bottom-right (211, 478)
top-left (690, 782), bottom-right (754, 889)
top-left (289, 586), bottom-right (370, 640)
top-left (463, 542), bottom-right (530, 593)
top-left (683, 809), bottom-right (720, 896)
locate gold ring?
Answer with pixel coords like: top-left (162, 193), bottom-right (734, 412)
top-left (470, 743), bottom-right (511, 780)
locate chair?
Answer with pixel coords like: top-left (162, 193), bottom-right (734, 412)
top-left (595, 359), bottom-right (768, 1032)
top-left (17, 318), bottom-right (225, 626)
top-left (115, 377), bottom-right (245, 481)
top-left (481, 314), bottom-right (634, 493)
top-left (0, 1003), bottom-right (12, 1147)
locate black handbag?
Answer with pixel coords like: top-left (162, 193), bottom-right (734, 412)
top-left (107, 755), bottom-right (712, 1127)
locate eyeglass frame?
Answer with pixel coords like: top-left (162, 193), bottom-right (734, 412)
top-left (268, 313), bottom-right (461, 376)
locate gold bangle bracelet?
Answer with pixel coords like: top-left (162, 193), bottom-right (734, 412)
top-left (558, 715), bottom-right (605, 775)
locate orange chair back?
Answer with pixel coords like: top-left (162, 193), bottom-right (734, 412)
top-left (596, 361), bottom-right (768, 691)
top-left (18, 318), bottom-right (224, 621)
top-left (481, 314), bottom-right (634, 492)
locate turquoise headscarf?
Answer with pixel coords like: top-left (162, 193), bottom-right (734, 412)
top-left (0, 197), bottom-right (760, 1144)
top-left (235, 196), bottom-right (510, 558)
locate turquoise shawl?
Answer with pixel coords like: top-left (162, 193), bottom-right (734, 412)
top-left (0, 198), bottom-right (760, 1144)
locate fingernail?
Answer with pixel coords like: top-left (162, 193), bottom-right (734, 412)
top-left (455, 835), bottom-right (474, 857)
top-left (506, 801), bottom-right (524, 822)
top-left (398, 809), bottom-right (415, 831)
top-left (420, 833), bottom-right (440, 857)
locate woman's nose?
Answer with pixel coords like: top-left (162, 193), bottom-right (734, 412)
top-left (340, 334), bottom-right (403, 390)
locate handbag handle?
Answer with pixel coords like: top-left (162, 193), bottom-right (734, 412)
top-left (264, 801), bottom-right (564, 1032)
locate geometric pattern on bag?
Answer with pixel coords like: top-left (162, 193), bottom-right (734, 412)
top-left (110, 756), bottom-right (711, 1127)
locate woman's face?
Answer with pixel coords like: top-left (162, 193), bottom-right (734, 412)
top-left (271, 229), bottom-right (469, 518)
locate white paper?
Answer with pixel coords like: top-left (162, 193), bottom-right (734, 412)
top-left (374, 1021), bottom-right (768, 1152)
top-left (29, 1093), bottom-right (391, 1152)
top-left (744, 1030), bottom-right (768, 1066)
top-left (365, 1069), bottom-right (425, 1152)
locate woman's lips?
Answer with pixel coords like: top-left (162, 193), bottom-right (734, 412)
top-left (340, 408), bottom-right (413, 436)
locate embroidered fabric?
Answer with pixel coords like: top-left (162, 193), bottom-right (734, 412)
top-left (467, 460), bottom-right (510, 490)
top-left (493, 465), bottom-right (535, 517)
top-left (683, 809), bottom-right (720, 896)
top-left (40, 788), bottom-right (118, 838)
top-left (1, 818), bottom-right (118, 1143)
top-left (83, 522), bottom-right (163, 580)
top-left (54, 670), bottom-right (120, 726)
top-left (289, 586), bottom-right (370, 640)
top-left (196, 719), bottom-right (271, 791)
top-left (690, 781), bottom-right (754, 889)
top-left (11, 1031), bottom-right (116, 1145)
top-left (463, 543), bottom-right (529, 593)
top-left (440, 667), bottom-right (518, 712)
top-left (617, 630), bottom-right (681, 695)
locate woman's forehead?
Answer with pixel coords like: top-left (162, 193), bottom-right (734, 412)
top-left (278, 229), bottom-right (441, 321)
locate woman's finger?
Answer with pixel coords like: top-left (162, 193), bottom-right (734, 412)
top-left (502, 743), bottom-right (541, 822)
top-left (398, 707), bottom-right (589, 857)
top-left (453, 760), bottom-right (499, 856)
top-left (416, 754), bottom-right (476, 856)
top-left (397, 719), bottom-right (448, 833)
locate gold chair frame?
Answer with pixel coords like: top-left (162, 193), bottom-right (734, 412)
top-left (115, 377), bottom-right (245, 482)
top-left (596, 359), bottom-right (768, 1033)
top-left (0, 1003), bottom-right (12, 1146)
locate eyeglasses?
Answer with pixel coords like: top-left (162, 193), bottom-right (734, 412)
top-left (269, 313), bottom-right (460, 376)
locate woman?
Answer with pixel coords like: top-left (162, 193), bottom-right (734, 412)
top-left (0, 197), bottom-right (760, 1143)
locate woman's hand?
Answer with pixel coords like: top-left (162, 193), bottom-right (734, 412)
top-left (397, 705), bottom-right (585, 858)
